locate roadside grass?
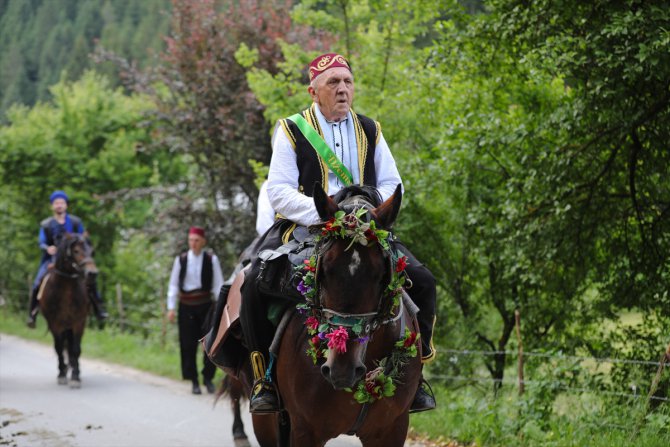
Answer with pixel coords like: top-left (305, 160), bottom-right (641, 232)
top-left (409, 380), bottom-right (670, 447)
top-left (0, 310), bottom-right (182, 381)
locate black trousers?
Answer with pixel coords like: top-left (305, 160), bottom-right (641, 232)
top-left (178, 301), bottom-right (216, 383)
top-left (239, 221), bottom-right (437, 362)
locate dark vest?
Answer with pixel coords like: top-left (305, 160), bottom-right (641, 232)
top-left (178, 251), bottom-right (213, 293)
top-left (277, 105), bottom-right (380, 197)
top-left (40, 214), bottom-right (83, 246)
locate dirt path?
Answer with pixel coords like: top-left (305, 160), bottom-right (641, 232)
top-left (0, 333), bottom-right (374, 447)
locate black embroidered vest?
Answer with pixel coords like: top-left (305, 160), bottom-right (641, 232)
top-left (178, 251), bottom-right (213, 293)
top-left (277, 105), bottom-right (380, 197)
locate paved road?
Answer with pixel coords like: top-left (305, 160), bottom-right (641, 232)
top-left (0, 333), bottom-right (365, 447)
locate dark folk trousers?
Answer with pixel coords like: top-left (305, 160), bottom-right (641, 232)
top-left (178, 301), bottom-right (216, 383)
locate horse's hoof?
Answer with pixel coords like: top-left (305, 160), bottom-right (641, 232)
top-left (232, 428), bottom-right (247, 440)
top-left (57, 376), bottom-right (68, 385)
top-left (70, 379), bottom-right (81, 389)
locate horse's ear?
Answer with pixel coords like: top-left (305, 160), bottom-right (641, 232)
top-left (313, 182), bottom-right (339, 221)
top-left (371, 184), bottom-right (402, 230)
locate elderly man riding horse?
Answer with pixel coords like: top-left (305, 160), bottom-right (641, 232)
top-left (27, 190), bottom-right (108, 328)
top-left (239, 53), bottom-right (437, 414)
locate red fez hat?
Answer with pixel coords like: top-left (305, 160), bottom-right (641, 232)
top-left (188, 226), bottom-right (206, 238)
top-left (308, 53), bottom-right (351, 82)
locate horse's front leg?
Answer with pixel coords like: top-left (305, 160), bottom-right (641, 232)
top-left (52, 332), bottom-right (68, 385)
top-left (359, 412), bottom-right (409, 447)
top-left (289, 417), bottom-right (327, 447)
top-left (67, 331), bottom-right (83, 388)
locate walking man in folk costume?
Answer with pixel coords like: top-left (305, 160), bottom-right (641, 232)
top-left (167, 226), bottom-right (224, 394)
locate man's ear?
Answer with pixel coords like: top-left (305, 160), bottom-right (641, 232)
top-left (371, 184), bottom-right (402, 230)
top-left (313, 183), bottom-right (339, 221)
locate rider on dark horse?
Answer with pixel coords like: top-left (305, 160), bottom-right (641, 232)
top-left (238, 53), bottom-right (437, 414)
top-left (27, 190), bottom-right (108, 328)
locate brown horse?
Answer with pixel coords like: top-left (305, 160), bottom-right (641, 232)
top-left (223, 184), bottom-right (421, 446)
top-left (39, 233), bottom-right (97, 388)
top-left (272, 184), bottom-right (422, 446)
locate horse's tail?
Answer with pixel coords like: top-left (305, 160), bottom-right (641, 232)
top-left (214, 373), bottom-right (246, 407)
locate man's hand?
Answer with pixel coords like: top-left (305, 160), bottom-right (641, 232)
top-left (46, 245), bottom-right (57, 256)
top-left (167, 309), bottom-right (176, 323)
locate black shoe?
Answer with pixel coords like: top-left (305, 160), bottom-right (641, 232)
top-left (409, 378), bottom-right (436, 413)
top-left (249, 381), bottom-right (279, 413)
top-left (26, 315), bottom-right (36, 329)
top-left (95, 311), bottom-right (108, 329)
top-left (204, 379), bottom-right (216, 394)
top-left (192, 383), bottom-right (202, 395)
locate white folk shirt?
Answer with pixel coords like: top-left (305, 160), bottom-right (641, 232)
top-left (267, 104), bottom-right (403, 227)
top-left (166, 250), bottom-right (224, 311)
top-left (256, 180), bottom-right (276, 236)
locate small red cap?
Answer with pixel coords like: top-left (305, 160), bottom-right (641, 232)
top-left (188, 226), bottom-right (206, 238)
top-left (308, 53), bottom-right (351, 82)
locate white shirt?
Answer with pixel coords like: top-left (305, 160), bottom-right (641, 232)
top-left (267, 104), bottom-right (403, 226)
top-left (256, 180), bottom-right (275, 236)
top-left (166, 250), bottom-right (224, 310)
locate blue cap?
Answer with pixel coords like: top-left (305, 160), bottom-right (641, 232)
top-left (49, 190), bottom-right (69, 204)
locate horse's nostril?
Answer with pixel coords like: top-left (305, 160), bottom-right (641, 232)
top-left (321, 364), bottom-right (331, 379)
top-left (354, 365), bottom-right (367, 381)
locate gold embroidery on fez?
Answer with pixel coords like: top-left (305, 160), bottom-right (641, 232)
top-left (309, 54), bottom-right (350, 80)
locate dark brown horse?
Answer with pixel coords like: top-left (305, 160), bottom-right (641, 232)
top-left (274, 184), bottom-right (422, 446)
top-left (227, 184), bottom-right (422, 446)
top-left (39, 233), bottom-right (97, 388)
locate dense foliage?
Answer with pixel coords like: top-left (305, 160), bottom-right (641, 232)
top-left (0, 0), bottom-right (171, 120)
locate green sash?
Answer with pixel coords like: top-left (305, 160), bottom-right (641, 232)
top-left (287, 113), bottom-right (354, 186)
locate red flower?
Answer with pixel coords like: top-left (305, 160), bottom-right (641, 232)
top-left (395, 256), bottom-right (408, 273)
top-left (303, 259), bottom-right (316, 272)
top-left (403, 331), bottom-right (418, 348)
top-left (323, 218), bottom-right (341, 235)
top-left (364, 228), bottom-right (378, 242)
top-left (305, 316), bottom-right (319, 331)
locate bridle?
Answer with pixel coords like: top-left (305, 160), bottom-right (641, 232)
top-left (304, 200), bottom-right (406, 341)
top-left (54, 235), bottom-right (95, 279)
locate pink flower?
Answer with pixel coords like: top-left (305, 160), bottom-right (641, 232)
top-left (325, 326), bottom-right (349, 354)
top-left (305, 316), bottom-right (319, 331)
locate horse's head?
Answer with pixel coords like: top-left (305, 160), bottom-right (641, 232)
top-left (310, 184), bottom-right (402, 389)
top-left (55, 233), bottom-right (98, 279)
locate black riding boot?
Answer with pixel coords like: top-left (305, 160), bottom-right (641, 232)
top-left (240, 261), bottom-right (280, 413)
top-left (397, 243), bottom-right (438, 413)
top-left (410, 376), bottom-right (437, 413)
top-left (26, 288), bottom-right (39, 328)
top-left (249, 351), bottom-right (279, 413)
top-left (86, 280), bottom-right (108, 327)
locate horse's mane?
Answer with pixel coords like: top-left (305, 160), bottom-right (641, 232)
top-left (330, 185), bottom-right (382, 216)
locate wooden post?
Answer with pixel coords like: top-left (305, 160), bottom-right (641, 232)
top-left (514, 308), bottom-right (525, 395)
top-left (159, 285), bottom-right (167, 349)
top-left (646, 344), bottom-right (670, 401)
top-left (631, 343), bottom-right (670, 440)
top-left (115, 283), bottom-right (125, 332)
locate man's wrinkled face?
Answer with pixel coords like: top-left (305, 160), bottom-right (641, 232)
top-left (51, 198), bottom-right (67, 215)
top-left (188, 234), bottom-right (206, 254)
top-left (309, 67), bottom-right (354, 122)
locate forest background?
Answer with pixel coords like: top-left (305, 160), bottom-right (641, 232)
top-left (1, 0), bottom-right (669, 445)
